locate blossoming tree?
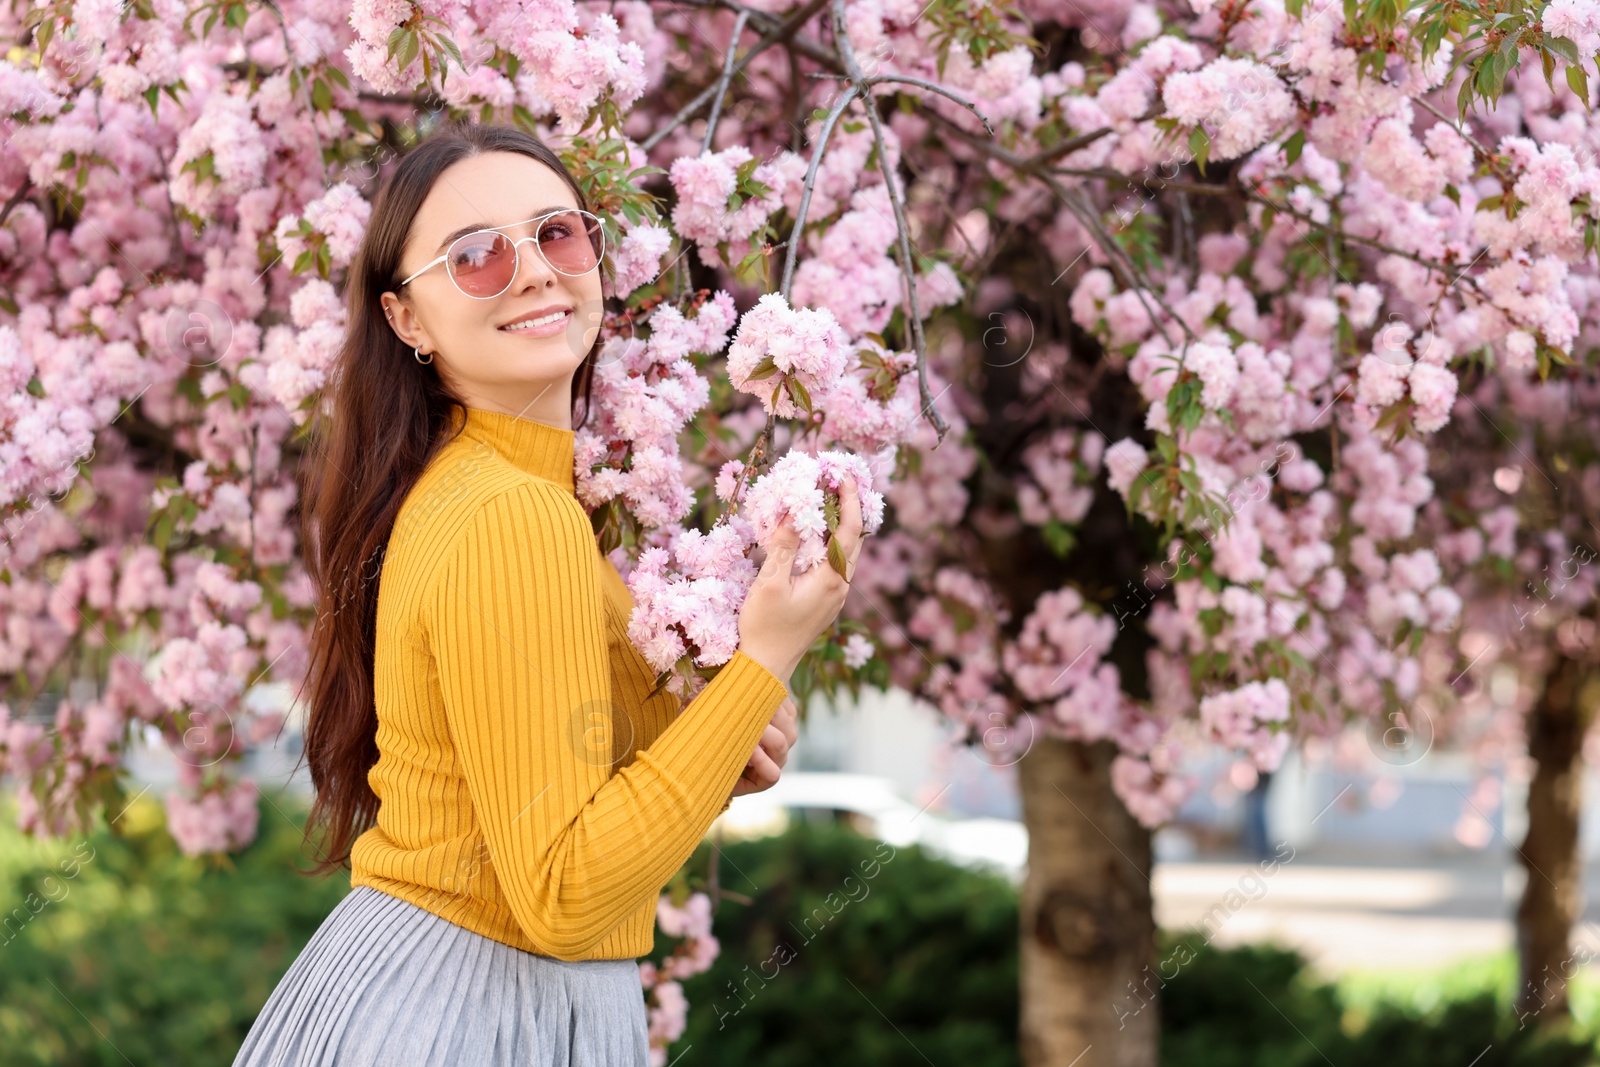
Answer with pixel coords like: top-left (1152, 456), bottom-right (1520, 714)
top-left (3, 0), bottom-right (1600, 1063)
top-left (1412, 368), bottom-right (1600, 1024)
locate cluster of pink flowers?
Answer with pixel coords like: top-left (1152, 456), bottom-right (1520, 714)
top-left (149, 621), bottom-right (251, 713)
top-left (168, 90), bottom-right (270, 217)
top-left (1111, 745), bottom-right (1195, 828)
top-left (639, 891), bottom-right (719, 1066)
top-left (1, 702), bottom-right (53, 780)
top-left (1198, 679), bottom-right (1292, 771)
top-left (249, 277), bottom-right (346, 421)
top-left (1183, 342), bottom-right (1240, 410)
top-left (842, 632), bottom-right (876, 668)
top-left (0, 324), bottom-right (100, 509)
top-left (608, 219), bottom-right (673, 298)
top-left (348, 1), bottom-right (647, 128)
top-left (271, 182), bottom-right (371, 275)
top-left (669, 145), bottom-right (793, 269)
top-left (812, 336), bottom-right (927, 457)
top-left (624, 523), bottom-right (757, 679)
top-left (624, 443), bottom-right (887, 684)
top-left (1103, 438), bottom-right (1151, 499)
top-left (574, 294), bottom-right (732, 527)
top-left (163, 776), bottom-right (260, 856)
top-left (1353, 321), bottom-right (1460, 433)
top-left (743, 450), bottom-right (886, 570)
top-left (1016, 428), bottom-right (1105, 527)
top-left (1542, 0), bottom-right (1600, 62)
top-left (725, 293), bottom-right (851, 419)
top-left (1162, 57), bottom-right (1294, 161)
top-left (1004, 588), bottom-right (1116, 704)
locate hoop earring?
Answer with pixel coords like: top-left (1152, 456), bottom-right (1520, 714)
top-left (415, 346), bottom-right (433, 366)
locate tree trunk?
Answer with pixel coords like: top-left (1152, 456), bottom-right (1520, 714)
top-left (1515, 654), bottom-right (1593, 1025)
top-left (1019, 736), bottom-right (1157, 1067)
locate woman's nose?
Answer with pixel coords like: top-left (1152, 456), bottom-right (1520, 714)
top-left (509, 235), bottom-right (558, 288)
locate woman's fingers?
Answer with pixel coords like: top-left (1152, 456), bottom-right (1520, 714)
top-left (757, 721), bottom-right (789, 768)
top-left (835, 477), bottom-right (865, 581)
top-left (774, 696), bottom-right (799, 747)
top-left (757, 516), bottom-right (800, 585)
top-left (740, 743), bottom-right (783, 790)
top-left (730, 705), bottom-right (798, 799)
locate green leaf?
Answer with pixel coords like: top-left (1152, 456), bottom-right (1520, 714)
top-left (437, 33), bottom-right (465, 71)
top-left (1456, 62), bottom-right (1476, 120)
top-left (1188, 126), bottom-right (1211, 177)
top-left (827, 536), bottom-right (848, 580)
top-left (341, 108), bottom-right (375, 138)
top-left (788, 374), bottom-right (813, 415)
top-left (1547, 34), bottom-right (1581, 64)
top-left (1040, 520), bottom-right (1076, 558)
top-left (152, 509), bottom-right (177, 553)
top-left (311, 77), bottom-right (332, 111)
top-left (1282, 128), bottom-right (1306, 166)
top-left (745, 354), bottom-right (779, 381)
top-left (1567, 62), bottom-right (1590, 107)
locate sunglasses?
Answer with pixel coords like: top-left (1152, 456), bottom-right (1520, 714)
top-left (398, 209), bottom-right (607, 299)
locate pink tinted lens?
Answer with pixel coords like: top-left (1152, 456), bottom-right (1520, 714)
top-left (537, 212), bottom-right (603, 275)
top-left (446, 231), bottom-right (517, 297)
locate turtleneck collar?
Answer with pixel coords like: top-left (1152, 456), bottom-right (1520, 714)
top-left (450, 405), bottom-right (576, 493)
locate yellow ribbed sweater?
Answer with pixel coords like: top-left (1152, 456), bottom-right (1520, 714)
top-left (349, 404), bottom-right (790, 961)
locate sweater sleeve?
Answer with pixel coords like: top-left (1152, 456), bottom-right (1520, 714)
top-left (422, 480), bottom-right (789, 958)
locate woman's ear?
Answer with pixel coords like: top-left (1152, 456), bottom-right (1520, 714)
top-left (380, 293), bottom-right (428, 351)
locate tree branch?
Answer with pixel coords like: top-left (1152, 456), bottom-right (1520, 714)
top-left (830, 0), bottom-right (954, 443)
top-left (643, 0), bottom-right (832, 153)
top-left (778, 81), bottom-right (863, 299)
top-left (701, 9), bottom-right (751, 153)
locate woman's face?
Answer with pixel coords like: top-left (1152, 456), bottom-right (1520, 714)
top-left (381, 151), bottom-right (606, 428)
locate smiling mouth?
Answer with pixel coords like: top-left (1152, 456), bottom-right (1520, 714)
top-left (499, 309), bottom-right (572, 333)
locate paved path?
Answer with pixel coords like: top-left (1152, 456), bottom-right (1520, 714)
top-left (1153, 849), bottom-right (1597, 976)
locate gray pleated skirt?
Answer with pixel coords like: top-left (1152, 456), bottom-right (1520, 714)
top-left (231, 885), bottom-right (651, 1067)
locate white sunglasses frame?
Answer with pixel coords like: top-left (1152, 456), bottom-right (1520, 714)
top-left (398, 209), bottom-right (607, 299)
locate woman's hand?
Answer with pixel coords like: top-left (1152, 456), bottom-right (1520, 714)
top-left (729, 694), bottom-right (799, 799)
top-left (737, 477), bottom-right (867, 687)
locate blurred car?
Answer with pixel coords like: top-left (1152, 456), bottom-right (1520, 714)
top-left (716, 771), bottom-right (1027, 883)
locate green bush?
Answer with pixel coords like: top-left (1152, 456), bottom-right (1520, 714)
top-left (1158, 934), bottom-right (1600, 1067)
top-left (0, 789), bottom-right (348, 1067)
top-left (666, 815), bottom-right (1022, 1067)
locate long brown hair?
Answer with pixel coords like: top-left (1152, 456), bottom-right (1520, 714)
top-left (294, 120), bottom-right (608, 875)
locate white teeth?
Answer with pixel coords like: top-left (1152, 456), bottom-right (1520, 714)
top-left (501, 310), bottom-right (568, 332)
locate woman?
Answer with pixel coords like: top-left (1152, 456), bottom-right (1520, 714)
top-left (232, 121), bottom-right (865, 1066)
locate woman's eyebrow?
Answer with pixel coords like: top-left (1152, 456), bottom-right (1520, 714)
top-left (432, 206), bottom-right (575, 254)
